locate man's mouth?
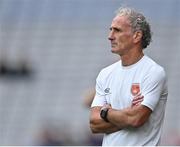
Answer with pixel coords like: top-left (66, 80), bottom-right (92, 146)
top-left (111, 42), bottom-right (117, 47)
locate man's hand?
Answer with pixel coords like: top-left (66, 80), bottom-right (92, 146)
top-left (101, 103), bottom-right (112, 109)
top-left (90, 106), bottom-right (121, 134)
top-left (131, 93), bottom-right (144, 107)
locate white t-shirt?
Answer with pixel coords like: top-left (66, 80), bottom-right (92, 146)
top-left (91, 55), bottom-right (168, 146)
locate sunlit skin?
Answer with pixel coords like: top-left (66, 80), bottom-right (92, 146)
top-left (108, 15), bottom-right (144, 66)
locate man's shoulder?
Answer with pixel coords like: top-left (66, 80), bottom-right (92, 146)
top-left (144, 56), bottom-right (166, 78)
top-left (97, 61), bottom-right (121, 79)
top-left (144, 56), bottom-right (165, 72)
top-left (100, 61), bottom-right (121, 73)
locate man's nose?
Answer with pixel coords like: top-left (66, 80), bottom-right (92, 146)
top-left (108, 31), bottom-right (114, 41)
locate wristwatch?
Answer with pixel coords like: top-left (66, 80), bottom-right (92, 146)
top-left (100, 107), bottom-right (109, 122)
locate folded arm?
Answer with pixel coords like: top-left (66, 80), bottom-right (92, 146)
top-left (89, 94), bottom-right (151, 133)
top-left (107, 104), bottom-right (152, 129)
top-left (90, 106), bottom-right (120, 134)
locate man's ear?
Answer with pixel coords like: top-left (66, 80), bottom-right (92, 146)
top-left (133, 31), bottom-right (143, 44)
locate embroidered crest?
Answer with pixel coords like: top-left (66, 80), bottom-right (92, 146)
top-left (131, 83), bottom-right (140, 96)
top-left (104, 88), bottom-right (110, 94)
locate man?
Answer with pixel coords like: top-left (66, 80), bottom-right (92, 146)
top-left (89, 7), bottom-right (168, 146)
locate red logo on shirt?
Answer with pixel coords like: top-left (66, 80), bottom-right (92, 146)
top-left (131, 83), bottom-right (140, 96)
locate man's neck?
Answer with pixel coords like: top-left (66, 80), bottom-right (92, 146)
top-left (120, 50), bottom-right (144, 66)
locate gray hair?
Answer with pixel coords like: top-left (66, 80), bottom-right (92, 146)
top-left (116, 7), bottom-right (152, 49)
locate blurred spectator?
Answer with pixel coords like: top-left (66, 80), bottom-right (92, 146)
top-left (0, 59), bottom-right (33, 78)
top-left (35, 123), bottom-right (64, 146)
top-left (83, 87), bottom-right (103, 145)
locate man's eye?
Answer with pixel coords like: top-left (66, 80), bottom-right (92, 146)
top-left (114, 28), bottom-right (121, 32)
top-left (109, 28), bottom-right (122, 32)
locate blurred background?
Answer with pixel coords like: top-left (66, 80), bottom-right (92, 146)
top-left (0, 0), bottom-right (180, 145)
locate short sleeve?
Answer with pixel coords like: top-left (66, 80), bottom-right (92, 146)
top-left (141, 66), bottom-right (168, 111)
top-left (91, 71), bottom-right (107, 107)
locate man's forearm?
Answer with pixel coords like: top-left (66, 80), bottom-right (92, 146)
top-left (90, 117), bottom-right (120, 134)
top-left (107, 105), bottom-right (152, 128)
top-left (107, 108), bottom-right (130, 129)
top-left (90, 94), bottom-right (147, 133)
top-left (90, 107), bottom-right (120, 134)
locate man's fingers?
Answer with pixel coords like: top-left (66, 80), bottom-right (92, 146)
top-left (103, 103), bottom-right (112, 109)
top-left (132, 95), bottom-right (144, 106)
top-left (135, 93), bottom-right (141, 97)
top-left (133, 95), bottom-right (144, 101)
top-left (132, 98), bottom-right (143, 105)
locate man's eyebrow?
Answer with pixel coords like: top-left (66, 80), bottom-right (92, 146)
top-left (109, 27), bottom-right (122, 31)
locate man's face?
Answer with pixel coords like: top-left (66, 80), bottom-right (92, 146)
top-left (108, 15), bottom-right (134, 56)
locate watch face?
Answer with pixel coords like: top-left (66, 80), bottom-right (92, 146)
top-left (101, 109), bottom-right (106, 118)
top-left (100, 108), bottom-right (109, 122)
top-left (100, 108), bottom-right (108, 118)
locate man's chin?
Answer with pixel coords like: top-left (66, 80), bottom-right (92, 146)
top-left (111, 49), bottom-right (121, 56)
top-left (111, 49), bottom-right (117, 53)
